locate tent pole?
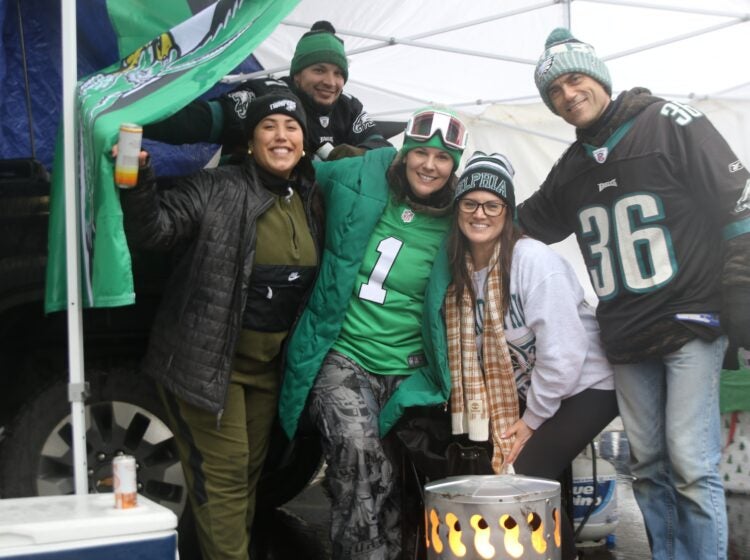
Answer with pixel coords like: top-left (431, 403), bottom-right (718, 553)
top-left (61, 0), bottom-right (89, 495)
top-left (585, 0), bottom-right (748, 19)
top-left (603, 20), bottom-right (746, 61)
top-left (348, 79), bottom-right (543, 116)
top-left (471, 114), bottom-right (572, 144)
top-left (224, 2), bottom-right (555, 83)
top-left (285, 1), bottom-right (558, 44)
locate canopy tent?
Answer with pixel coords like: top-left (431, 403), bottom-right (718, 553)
top-left (243, 0), bottom-right (750, 300)
top-left (245, 0), bottom-right (750, 184)
top-left (0, 0), bottom-right (745, 498)
top-left (249, 0), bottom-right (750, 111)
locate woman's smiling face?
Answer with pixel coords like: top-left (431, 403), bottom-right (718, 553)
top-left (404, 146), bottom-right (454, 199)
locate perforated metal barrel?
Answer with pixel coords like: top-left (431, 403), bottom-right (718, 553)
top-left (424, 474), bottom-right (562, 559)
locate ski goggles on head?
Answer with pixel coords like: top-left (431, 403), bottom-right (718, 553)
top-left (404, 110), bottom-right (468, 151)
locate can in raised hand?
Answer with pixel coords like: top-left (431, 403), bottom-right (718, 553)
top-left (115, 123), bottom-right (143, 189)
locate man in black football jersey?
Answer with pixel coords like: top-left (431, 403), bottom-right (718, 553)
top-left (143, 20), bottom-right (391, 162)
top-left (518, 27), bottom-right (750, 560)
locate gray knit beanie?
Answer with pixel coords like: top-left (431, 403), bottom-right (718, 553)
top-left (455, 151), bottom-right (516, 216)
top-left (534, 27), bottom-right (612, 113)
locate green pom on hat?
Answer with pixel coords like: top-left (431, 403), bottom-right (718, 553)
top-left (545, 27), bottom-right (574, 48)
top-left (290, 21), bottom-right (348, 82)
top-left (534, 27), bottom-right (612, 114)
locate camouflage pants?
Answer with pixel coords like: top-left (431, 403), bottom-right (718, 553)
top-left (309, 351), bottom-right (405, 560)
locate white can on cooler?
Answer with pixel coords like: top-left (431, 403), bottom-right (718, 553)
top-left (113, 454), bottom-right (138, 509)
top-left (115, 123), bottom-right (143, 188)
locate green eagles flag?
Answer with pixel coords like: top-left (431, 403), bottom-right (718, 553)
top-left (44, 0), bottom-right (298, 313)
top-left (106, 0), bottom-right (219, 58)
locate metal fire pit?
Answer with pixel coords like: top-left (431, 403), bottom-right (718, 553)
top-left (424, 474), bottom-right (561, 559)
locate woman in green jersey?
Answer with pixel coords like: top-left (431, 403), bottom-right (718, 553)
top-left (279, 107), bottom-right (468, 560)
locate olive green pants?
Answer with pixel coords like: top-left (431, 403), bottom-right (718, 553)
top-left (158, 369), bottom-right (279, 560)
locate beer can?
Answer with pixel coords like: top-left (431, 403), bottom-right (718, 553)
top-left (115, 123), bottom-right (143, 188)
top-left (113, 454), bottom-right (138, 509)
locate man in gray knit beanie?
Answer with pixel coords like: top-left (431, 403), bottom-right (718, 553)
top-left (533, 27), bottom-right (613, 129)
top-left (518, 26), bottom-right (750, 560)
top-left (534, 27), bottom-right (611, 115)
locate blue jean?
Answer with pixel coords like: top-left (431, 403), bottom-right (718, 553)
top-left (613, 336), bottom-right (728, 560)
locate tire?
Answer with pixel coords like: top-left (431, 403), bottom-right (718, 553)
top-left (0, 361), bottom-right (322, 560)
top-left (0, 362), bottom-right (199, 559)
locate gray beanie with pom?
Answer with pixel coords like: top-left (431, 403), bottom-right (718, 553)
top-left (534, 27), bottom-right (612, 113)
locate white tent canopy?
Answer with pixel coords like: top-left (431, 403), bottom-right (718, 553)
top-left (246, 0), bottom-right (750, 170)
top-left (244, 0), bottom-right (750, 300)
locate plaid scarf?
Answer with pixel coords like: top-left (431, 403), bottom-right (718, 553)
top-left (446, 244), bottom-right (519, 473)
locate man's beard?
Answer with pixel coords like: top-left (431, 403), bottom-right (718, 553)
top-left (292, 83), bottom-right (337, 114)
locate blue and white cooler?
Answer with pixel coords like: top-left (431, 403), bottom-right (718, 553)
top-left (0, 494), bottom-right (177, 559)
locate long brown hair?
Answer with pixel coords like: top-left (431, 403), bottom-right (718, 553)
top-left (447, 202), bottom-right (524, 314)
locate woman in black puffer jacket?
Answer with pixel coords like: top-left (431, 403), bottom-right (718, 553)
top-left (119, 92), bottom-right (322, 560)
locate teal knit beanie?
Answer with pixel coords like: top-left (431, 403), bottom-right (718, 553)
top-left (534, 27), bottom-right (612, 113)
top-left (290, 21), bottom-right (348, 82)
top-left (454, 151), bottom-right (516, 217)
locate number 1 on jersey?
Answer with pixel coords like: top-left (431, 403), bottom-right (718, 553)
top-left (359, 237), bottom-right (403, 304)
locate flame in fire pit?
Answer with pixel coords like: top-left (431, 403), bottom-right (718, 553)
top-left (469, 514), bottom-right (495, 559)
top-left (430, 508), bottom-right (443, 553)
top-left (499, 514), bottom-right (524, 558)
top-left (527, 512), bottom-right (547, 553)
top-left (446, 512), bottom-right (467, 556)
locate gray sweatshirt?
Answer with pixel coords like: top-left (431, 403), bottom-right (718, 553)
top-left (472, 238), bottom-right (614, 430)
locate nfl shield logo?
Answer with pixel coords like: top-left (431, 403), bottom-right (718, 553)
top-left (319, 116), bottom-right (330, 127)
top-left (401, 208), bottom-right (415, 223)
top-left (593, 147), bottom-right (609, 164)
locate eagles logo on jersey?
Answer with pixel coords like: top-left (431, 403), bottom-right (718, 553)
top-left (352, 111), bottom-right (375, 134)
top-left (227, 90), bottom-right (255, 120)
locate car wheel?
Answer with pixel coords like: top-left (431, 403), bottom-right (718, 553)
top-left (0, 363), bottom-right (199, 559)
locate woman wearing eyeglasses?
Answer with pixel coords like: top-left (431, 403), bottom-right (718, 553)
top-left (279, 107), bottom-right (467, 560)
top-left (446, 151), bottom-right (618, 560)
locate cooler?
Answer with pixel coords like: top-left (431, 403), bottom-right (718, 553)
top-left (0, 494), bottom-right (177, 559)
